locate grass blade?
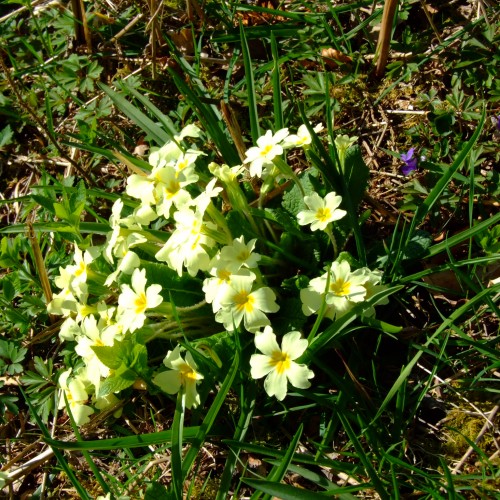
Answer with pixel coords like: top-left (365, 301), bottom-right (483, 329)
top-left (20, 388), bottom-right (91, 500)
top-left (117, 80), bottom-right (178, 138)
top-left (181, 351), bottom-right (240, 477)
top-left (170, 392), bottom-right (185, 498)
top-left (371, 280), bottom-right (500, 423)
top-left (304, 285), bottom-right (403, 361)
top-left (271, 32), bottom-right (283, 131)
top-left (244, 478), bottom-right (335, 499)
top-left (240, 22), bottom-right (260, 142)
top-left (44, 426), bottom-right (201, 450)
top-left (251, 424), bottom-right (303, 500)
top-left (408, 108), bottom-right (486, 236)
top-left (337, 412), bottom-right (389, 499)
top-left (216, 382), bottom-right (256, 500)
top-left (98, 83), bottom-right (170, 146)
top-left (167, 65), bottom-right (241, 166)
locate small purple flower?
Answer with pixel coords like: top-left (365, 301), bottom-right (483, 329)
top-left (400, 148), bottom-right (418, 175)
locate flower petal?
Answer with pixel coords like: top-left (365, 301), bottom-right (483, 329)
top-left (286, 362), bottom-right (314, 389)
top-left (281, 331), bottom-right (308, 360)
top-left (153, 370), bottom-right (182, 395)
top-left (264, 369), bottom-right (288, 401)
top-left (250, 353), bottom-right (274, 379)
top-left (254, 327), bottom-right (280, 356)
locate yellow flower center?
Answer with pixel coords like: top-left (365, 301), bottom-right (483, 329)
top-left (178, 159), bottom-right (188, 170)
top-left (260, 145), bottom-right (274, 157)
top-left (79, 305), bottom-right (94, 318)
top-left (217, 269), bottom-right (231, 282)
top-left (234, 290), bottom-right (254, 312)
top-left (191, 233), bottom-right (201, 250)
top-left (66, 390), bottom-right (75, 404)
top-left (183, 369), bottom-right (199, 382)
top-left (190, 220), bottom-right (201, 236)
top-left (330, 278), bottom-right (351, 296)
top-left (315, 207), bottom-right (331, 223)
top-left (236, 250), bottom-right (250, 262)
top-left (270, 351), bottom-right (291, 375)
top-left (179, 363), bottom-right (201, 384)
top-left (134, 292), bottom-right (148, 314)
top-left (75, 261), bottom-right (86, 277)
top-left (165, 181), bottom-right (180, 197)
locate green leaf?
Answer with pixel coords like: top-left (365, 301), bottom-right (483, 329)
top-left (303, 285), bottom-right (404, 361)
top-left (164, 50), bottom-right (240, 166)
top-left (410, 108), bottom-right (486, 234)
top-left (170, 391), bottom-right (185, 499)
top-left (145, 482), bottom-right (170, 500)
top-left (243, 479), bottom-right (333, 499)
top-left (118, 81), bottom-right (177, 139)
top-left (281, 172), bottom-right (316, 216)
top-left (98, 83), bottom-right (170, 146)
top-left (343, 145), bottom-right (369, 212)
top-left (271, 32), bottom-right (283, 131)
top-left (240, 22), bottom-right (260, 142)
top-left (53, 202), bottom-right (70, 221)
top-left (92, 345), bottom-right (124, 370)
top-left (402, 230), bottom-right (433, 260)
top-left (70, 180), bottom-right (87, 218)
top-left (97, 367), bottom-right (137, 398)
top-left (427, 211), bottom-right (500, 258)
top-left (337, 412), bottom-right (388, 499)
top-left (140, 260), bottom-right (204, 307)
top-left (2, 275), bottom-right (16, 301)
top-left (31, 195), bottom-right (57, 214)
top-left (429, 110), bottom-right (455, 136)
top-left (0, 125), bottom-right (14, 149)
top-left (181, 351), bottom-right (240, 477)
top-left (45, 426), bottom-right (201, 450)
top-left (251, 424), bottom-right (303, 500)
top-left (20, 387), bottom-right (91, 499)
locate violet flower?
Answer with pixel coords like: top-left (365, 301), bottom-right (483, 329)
top-left (400, 148), bottom-right (418, 175)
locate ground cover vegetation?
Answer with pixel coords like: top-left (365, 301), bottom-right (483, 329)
top-left (0, 0), bottom-right (499, 498)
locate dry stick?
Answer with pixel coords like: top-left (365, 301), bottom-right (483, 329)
top-left (452, 404), bottom-right (500, 474)
top-left (0, 53), bottom-right (95, 186)
top-left (26, 219), bottom-right (53, 305)
top-left (420, 0), bottom-right (443, 44)
top-left (2, 400), bottom-right (125, 488)
top-left (186, 0), bottom-right (205, 23)
top-left (0, 0), bottom-right (46, 23)
top-left (148, 0), bottom-right (159, 79)
top-left (70, 0), bottom-right (92, 53)
top-left (103, 13), bottom-right (145, 47)
top-left (220, 100), bottom-right (247, 162)
top-left (374, 0), bottom-right (399, 78)
top-left (418, 363), bottom-right (491, 419)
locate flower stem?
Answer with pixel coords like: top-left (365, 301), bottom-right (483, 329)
top-left (325, 226), bottom-right (338, 257)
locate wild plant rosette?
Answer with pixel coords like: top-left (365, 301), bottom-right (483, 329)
top-left (48, 124), bottom-right (388, 425)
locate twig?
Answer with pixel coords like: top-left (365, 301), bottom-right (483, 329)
top-left (419, 0), bottom-right (444, 44)
top-left (103, 13), bottom-right (144, 46)
top-left (374, 0), bottom-right (399, 77)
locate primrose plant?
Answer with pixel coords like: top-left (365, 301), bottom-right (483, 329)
top-left (48, 123), bottom-right (389, 425)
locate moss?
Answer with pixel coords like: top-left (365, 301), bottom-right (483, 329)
top-left (441, 408), bottom-right (493, 458)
